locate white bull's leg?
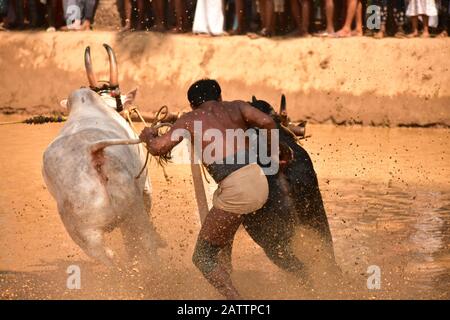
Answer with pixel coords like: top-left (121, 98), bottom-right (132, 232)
top-left (143, 177), bottom-right (152, 216)
top-left (142, 176), bottom-right (167, 249)
top-left (120, 204), bottom-right (165, 266)
top-left (77, 228), bottom-right (117, 267)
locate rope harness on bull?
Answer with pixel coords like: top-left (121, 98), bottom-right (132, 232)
top-left (123, 105), bottom-right (173, 181)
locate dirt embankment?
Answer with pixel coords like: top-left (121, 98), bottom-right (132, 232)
top-left (0, 32), bottom-right (449, 127)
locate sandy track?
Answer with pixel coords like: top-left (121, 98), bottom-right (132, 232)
top-left (0, 121), bottom-right (449, 299)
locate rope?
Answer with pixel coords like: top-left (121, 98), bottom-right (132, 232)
top-left (124, 105), bottom-right (173, 181)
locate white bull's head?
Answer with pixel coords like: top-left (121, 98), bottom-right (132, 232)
top-left (62, 44), bottom-right (137, 111)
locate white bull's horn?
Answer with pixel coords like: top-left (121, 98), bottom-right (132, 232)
top-left (84, 46), bottom-right (98, 88)
top-left (103, 44), bottom-right (118, 87)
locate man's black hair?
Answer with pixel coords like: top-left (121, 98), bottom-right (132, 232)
top-left (187, 79), bottom-right (222, 108)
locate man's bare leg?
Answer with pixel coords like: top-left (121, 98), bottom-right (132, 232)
top-left (374, 22), bottom-right (386, 39)
top-left (335, 0), bottom-right (357, 37)
top-left (192, 207), bottom-right (243, 300)
top-left (233, 0), bottom-right (246, 34)
top-left (121, 0), bottom-right (132, 31)
top-left (136, 0), bottom-right (146, 30)
top-left (352, 0), bottom-right (362, 36)
top-left (260, 0), bottom-right (275, 36)
top-left (151, 0), bottom-right (165, 31)
top-left (300, 0), bottom-right (311, 36)
top-left (408, 16), bottom-right (419, 37)
top-left (173, 0), bottom-right (187, 32)
top-left (421, 15), bottom-right (430, 38)
top-left (324, 0), bottom-right (335, 34)
top-left (290, 0), bottom-right (302, 34)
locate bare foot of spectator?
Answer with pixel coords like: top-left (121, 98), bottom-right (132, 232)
top-left (407, 31), bottom-right (419, 38)
top-left (420, 31), bottom-right (430, 38)
top-left (299, 32), bottom-right (312, 38)
top-left (249, 28), bottom-right (272, 38)
top-left (374, 30), bottom-right (384, 39)
top-left (394, 29), bottom-right (406, 38)
top-left (120, 20), bottom-right (132, 32)
top-left (351, 29), bottom-right (363, 37)
top-left (80, 20), bottom-right (92, 31)
top-left (170, 26), bottom-right (187, 34)
top-left (150, 24), bottom-right (166, 33)
top-left (437, 30), bottom-right (448, 38)
top-left (333, 28), bottom-right (352, 38)
top-left (229, 29), bottom-right (245, 36)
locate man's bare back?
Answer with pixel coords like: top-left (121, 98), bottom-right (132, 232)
top-left (141, 99), bottom-right (275, 164)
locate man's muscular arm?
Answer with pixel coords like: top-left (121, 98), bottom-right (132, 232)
top-left (239, 101), bottom-right (277, 131)
top-left (139, 115), bottom-right (190, 156)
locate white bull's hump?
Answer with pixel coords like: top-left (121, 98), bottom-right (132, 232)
top-left (61, 88), bottom-right (137, 140)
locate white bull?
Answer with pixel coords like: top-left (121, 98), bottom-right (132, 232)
top-left (42, 45), bottom-right (164, 266)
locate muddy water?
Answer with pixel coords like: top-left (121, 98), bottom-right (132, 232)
top-left (0, 122), bottom-right (448, 299)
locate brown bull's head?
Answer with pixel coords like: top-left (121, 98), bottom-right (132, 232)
top-left (250, 94), bottom-right (307, 140)
top-left (84, 44), bottom-right (136, 112)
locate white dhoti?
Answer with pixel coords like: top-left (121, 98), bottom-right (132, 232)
top-left (193, 0), bottom-right (225, 36)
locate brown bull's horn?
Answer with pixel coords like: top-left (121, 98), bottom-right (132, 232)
top-left (84, 46), bottom-right (98, 88)
top-left (103, 44), bottom-right (118, 87)
top-left (280, 94), bottom-right (286, 115)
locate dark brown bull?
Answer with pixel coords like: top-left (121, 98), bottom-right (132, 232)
top-left (241, 95), bottom-right (340, 278)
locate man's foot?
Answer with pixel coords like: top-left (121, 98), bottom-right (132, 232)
top-left (257, 28), bottom-right (272, 37)
top-left (120, 21), bottom-right (132, 32)
top-left (407, 31), bottom-right (419, 38)
top-left (80, 20), bottom-right (91, 31)
top-left (333, 28), bottom-right (352, 38)
top-left (229, 28), bottom-right (245, 36)
top-left (437, 30), bottom-right (448, 38)
top-left (394, 30), bottom-right (406, 38)
top-left (420, 31), bottom-right (430, 38)
top-left (170, 26), bottom-right (187, 34)
top-left (150, 24), bottom-right (166, 33)
top-left (351, 29), bottom-right (363, 37)
top-left (374, 30), bottom-right (384, 39)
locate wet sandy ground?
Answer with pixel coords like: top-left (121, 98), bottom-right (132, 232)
top-left (0, 121), bottom-right (448, 299)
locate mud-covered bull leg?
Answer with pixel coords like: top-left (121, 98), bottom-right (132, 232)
top-left (242, 213), bottom-right (308, 279)
top-left (77, 228), bottom-right (116, 267)
top-left (142, 178), bottom-right (167, 249)
top-left (121, 205), bottom-right (165, 265)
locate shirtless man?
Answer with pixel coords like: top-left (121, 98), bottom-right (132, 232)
top-left (139, 79), bottom-right (277, 299)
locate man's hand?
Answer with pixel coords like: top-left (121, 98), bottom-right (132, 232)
top-left (139, 127), bottom-right (159, 144)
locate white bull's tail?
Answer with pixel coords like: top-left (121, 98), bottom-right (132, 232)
top-left (90, 138), bottom-right (141, 153)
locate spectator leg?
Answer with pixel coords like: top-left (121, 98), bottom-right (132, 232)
top-left (324, 0), bottom-right (335, 34)
top-left (300, 0), bottom-right (311, 36)
top-left (354, 0), bottom-right (362, 35)
top-left (335, 0), bottom-right (358, 36)
top-left (80, 0), bottom-right (96, 30)
top-left (260, 0), bottom-right (274, 36)
top-left (135, 0), bottom-right (145, 30)
top-left (234, 0), bottom-right (245, 34)
top-left (14, 0), bottom-right (25, 28)
top-left (174, 0), bottom-right (187, 32)
top-left (151, 0), bottom-right (165, 31)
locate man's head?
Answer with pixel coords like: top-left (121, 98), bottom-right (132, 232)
top-left (187, 79), bottom-right (222, 109)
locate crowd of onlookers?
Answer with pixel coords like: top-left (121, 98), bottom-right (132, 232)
top-left (0, 0), bottom-right (449, 38)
